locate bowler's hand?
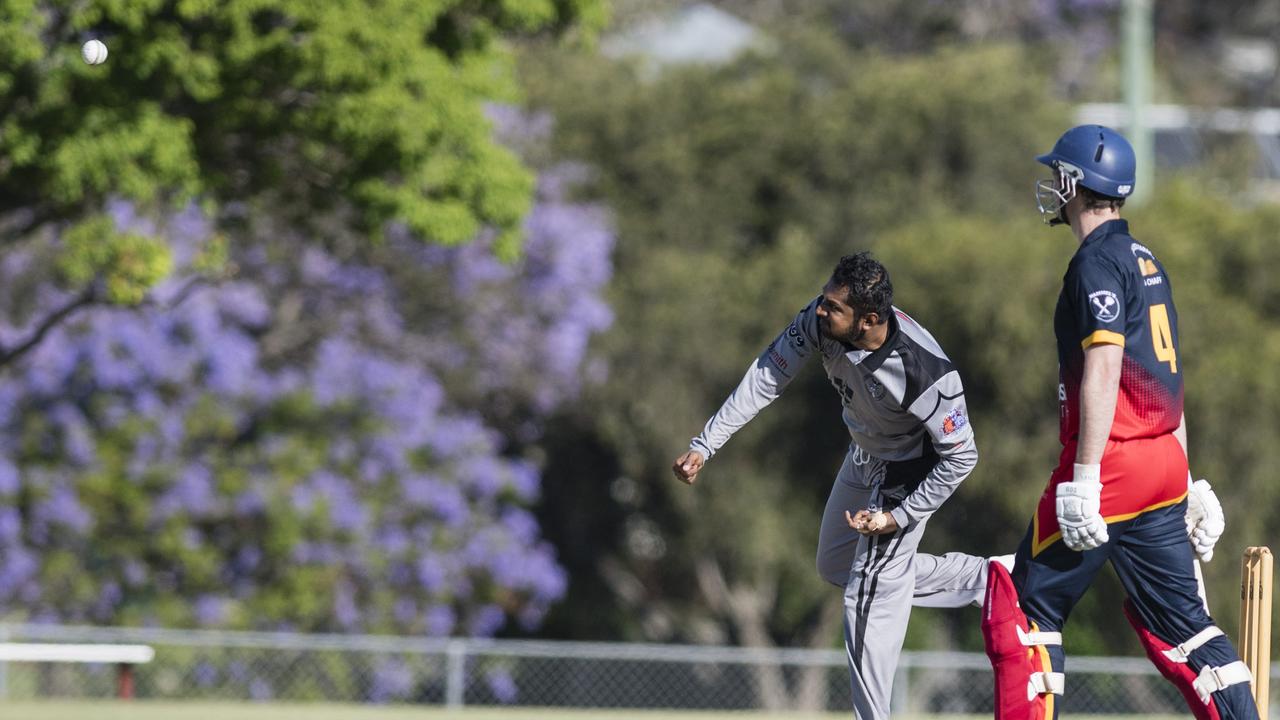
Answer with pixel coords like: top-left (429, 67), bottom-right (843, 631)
top-left (672, 450), bottom-right (705, 485)
top-left (846, 509), bottom-right (899, 536)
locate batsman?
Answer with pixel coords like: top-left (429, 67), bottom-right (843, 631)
top-left (982, 125), bottom-right (1256, 720)
top-left (674, 252), bottom-right (990, 720)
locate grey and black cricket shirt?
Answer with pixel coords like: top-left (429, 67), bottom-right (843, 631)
top-left (689, 297), bottom-right (978, 529)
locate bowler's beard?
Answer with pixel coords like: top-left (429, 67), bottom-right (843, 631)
top-left (820, 318), bottom-right (865, 346)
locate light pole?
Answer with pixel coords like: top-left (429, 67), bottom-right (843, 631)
top-left (1123, 0), bottom-right (1154, 204)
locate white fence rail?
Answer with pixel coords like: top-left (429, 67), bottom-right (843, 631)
top-left (0, 641), bottom-right (154, 699)
top-left (0, 623), bottom-right (1275, 714)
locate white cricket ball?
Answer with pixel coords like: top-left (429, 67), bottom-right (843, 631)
top-left (81, 39), bottom-right (108, 66)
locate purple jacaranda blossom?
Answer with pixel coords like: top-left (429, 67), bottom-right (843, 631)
top-left (193, 661), bottom-right (219, 688)
top-left (92, 582), bottom-right (123, 621)
top-left (429, 484), bottom-right (470, 528)
top-left (194, 595), bottom-right (229, 626)
top-left (468, 604), bottom-right (507, 637)
top-left (329, 496), bottom-right (368, 534)
top-left (424, 604), bottom-right (456, 637)
top-left (500, 509), bottom-right (540, 545)
top-left (122, 560), bottom-right (147, 587)
top-left (49, 405), bottom-right (96, 466)
top-left (518, 603), bottom-right (550, 632)
top-left (233, 490), bottom-right (266, 515)
top-left (415, 555), bottom-right (447, 592)
top-left (376, 526), bottom-right (410, 556)
top-left (487, 104), bottom-right (554, 152)
top-left (173, 465), bottom-right (217, 516)
top-left (525, 546), bottom-right (570, 600)
top-left (424, 417), bottom-right (494, 460)
top-left (399, 474), bottom-right (443, 509)
top-left (369, 658), bottom-right (415, 703)
top-left (0, 460), bottom-right (17, 495)
top-left (0, 548), bottom-right (38, 590)
top-left (215, 285), bottom-right (271, 328)
top-left (35, 486), bottom-right (93, 534)
top-left (506, 461), bottom-right (540, 502)
top-left (333, 581), bottom-right (360, 630)
top-left (465, 456), bottom-right (508, 500)
top-left (0, 109), bottom-right (610, 635)
top-left (357, 458), bottom-right (384, 485)
top-left (249, 678), bottom-right (273, 702)
top-left (486, 668), bottom-right (519, 704)
top-left (388, 562), bottom-right (413, 588)
top-left (393, 597), bottom-right (417, 626)
top-left (234, 546), bottom-right (262, 574)
top-left (0, 508), bottom-right (21, 543)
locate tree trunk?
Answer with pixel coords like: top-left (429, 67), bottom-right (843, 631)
top-left (794, 593), bottom-right (845, 711)
top-left (694, 557), bottom-right (791, 711)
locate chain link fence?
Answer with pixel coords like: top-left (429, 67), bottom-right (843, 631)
top-left (0, 623), bottom-right (1275, 714)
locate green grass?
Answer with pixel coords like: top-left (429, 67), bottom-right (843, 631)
top-left (0, 702), bottom-right (1189, 720)
top-left (0, 702), bottom-right (860, 720)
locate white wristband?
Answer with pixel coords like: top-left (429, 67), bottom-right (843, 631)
top-left (1073, 463), bottom-right (1101, 485)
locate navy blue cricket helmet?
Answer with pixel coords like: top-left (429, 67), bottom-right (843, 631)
top-left (1034, 125), bottom-right (1136, 225)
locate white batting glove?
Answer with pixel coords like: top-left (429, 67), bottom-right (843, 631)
top-left (1057, 464), bottom-right (1109, 551)
top-left (1185, 477), bottom-right (1225, 563)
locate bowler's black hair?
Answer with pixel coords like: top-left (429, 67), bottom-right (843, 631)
top-left (830, 252), bottom-right (892, 322)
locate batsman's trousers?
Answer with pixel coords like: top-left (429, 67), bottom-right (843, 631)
top-left (1013, 500), bottom-right (1258, 720)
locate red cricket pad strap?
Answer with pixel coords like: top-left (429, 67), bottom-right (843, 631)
top-left (1122, 600), bottom-right (1219, 720)
top-left (982, 561), bottom-right (1060, 720)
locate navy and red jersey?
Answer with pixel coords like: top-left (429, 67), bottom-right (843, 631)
top-left (1032, 220), bottom-right (1188, 555)
top-left (1054, 219), bottom-right (1183, 445)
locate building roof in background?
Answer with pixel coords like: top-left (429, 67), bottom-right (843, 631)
top-left (603, 3), bottom-right (769, 66)
top-left (1078, 103), bottom-right (1280, 184)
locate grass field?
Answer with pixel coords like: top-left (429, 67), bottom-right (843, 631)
top-left (0, 702), bottom-right (861, 720)
top-left (0, 703), bottom-right (1188, 720)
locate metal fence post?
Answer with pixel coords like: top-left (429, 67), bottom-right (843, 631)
top-left (445, 639), bottom-right (466, 710)
top-left (892, 656), bottom-right (909, 714)
top-left (0, 624), bottom-right (8, 699)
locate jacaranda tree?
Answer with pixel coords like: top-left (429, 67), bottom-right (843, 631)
top-left (0, 105), bottom-right (614, 641)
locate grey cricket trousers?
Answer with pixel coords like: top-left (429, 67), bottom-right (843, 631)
top-left (816, 447), bottom-right (988, 720)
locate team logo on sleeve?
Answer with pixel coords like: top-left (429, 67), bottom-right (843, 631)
top-left (1088, 290), bottom-right (1120, 322)
top-left (941, 407), bottom-right (968, 436)
top-left (786, 323), bottom-right (806, 349)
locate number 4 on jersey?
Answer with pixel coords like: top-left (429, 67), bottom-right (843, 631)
top-left (1149, 304), bottom-right (1177, 373)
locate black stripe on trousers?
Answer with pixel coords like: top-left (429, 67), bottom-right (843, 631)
top-left (851, 529), bottom-right (907, 673)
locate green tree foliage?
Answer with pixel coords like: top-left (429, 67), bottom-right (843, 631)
top-left (0, 0), bottom-right (605, 362)
top-left (616, 0), bottom-right (1280, 107)
top-left (525, 38), bottom-right (1065, 657)
top-left (529, 29), bottom-right (1280, 666)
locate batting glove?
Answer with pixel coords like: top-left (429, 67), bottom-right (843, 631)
top-left (1056, 464), bottom-right (1109, 551)
top-left (1185, 477), bottom-right (1225, 563)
